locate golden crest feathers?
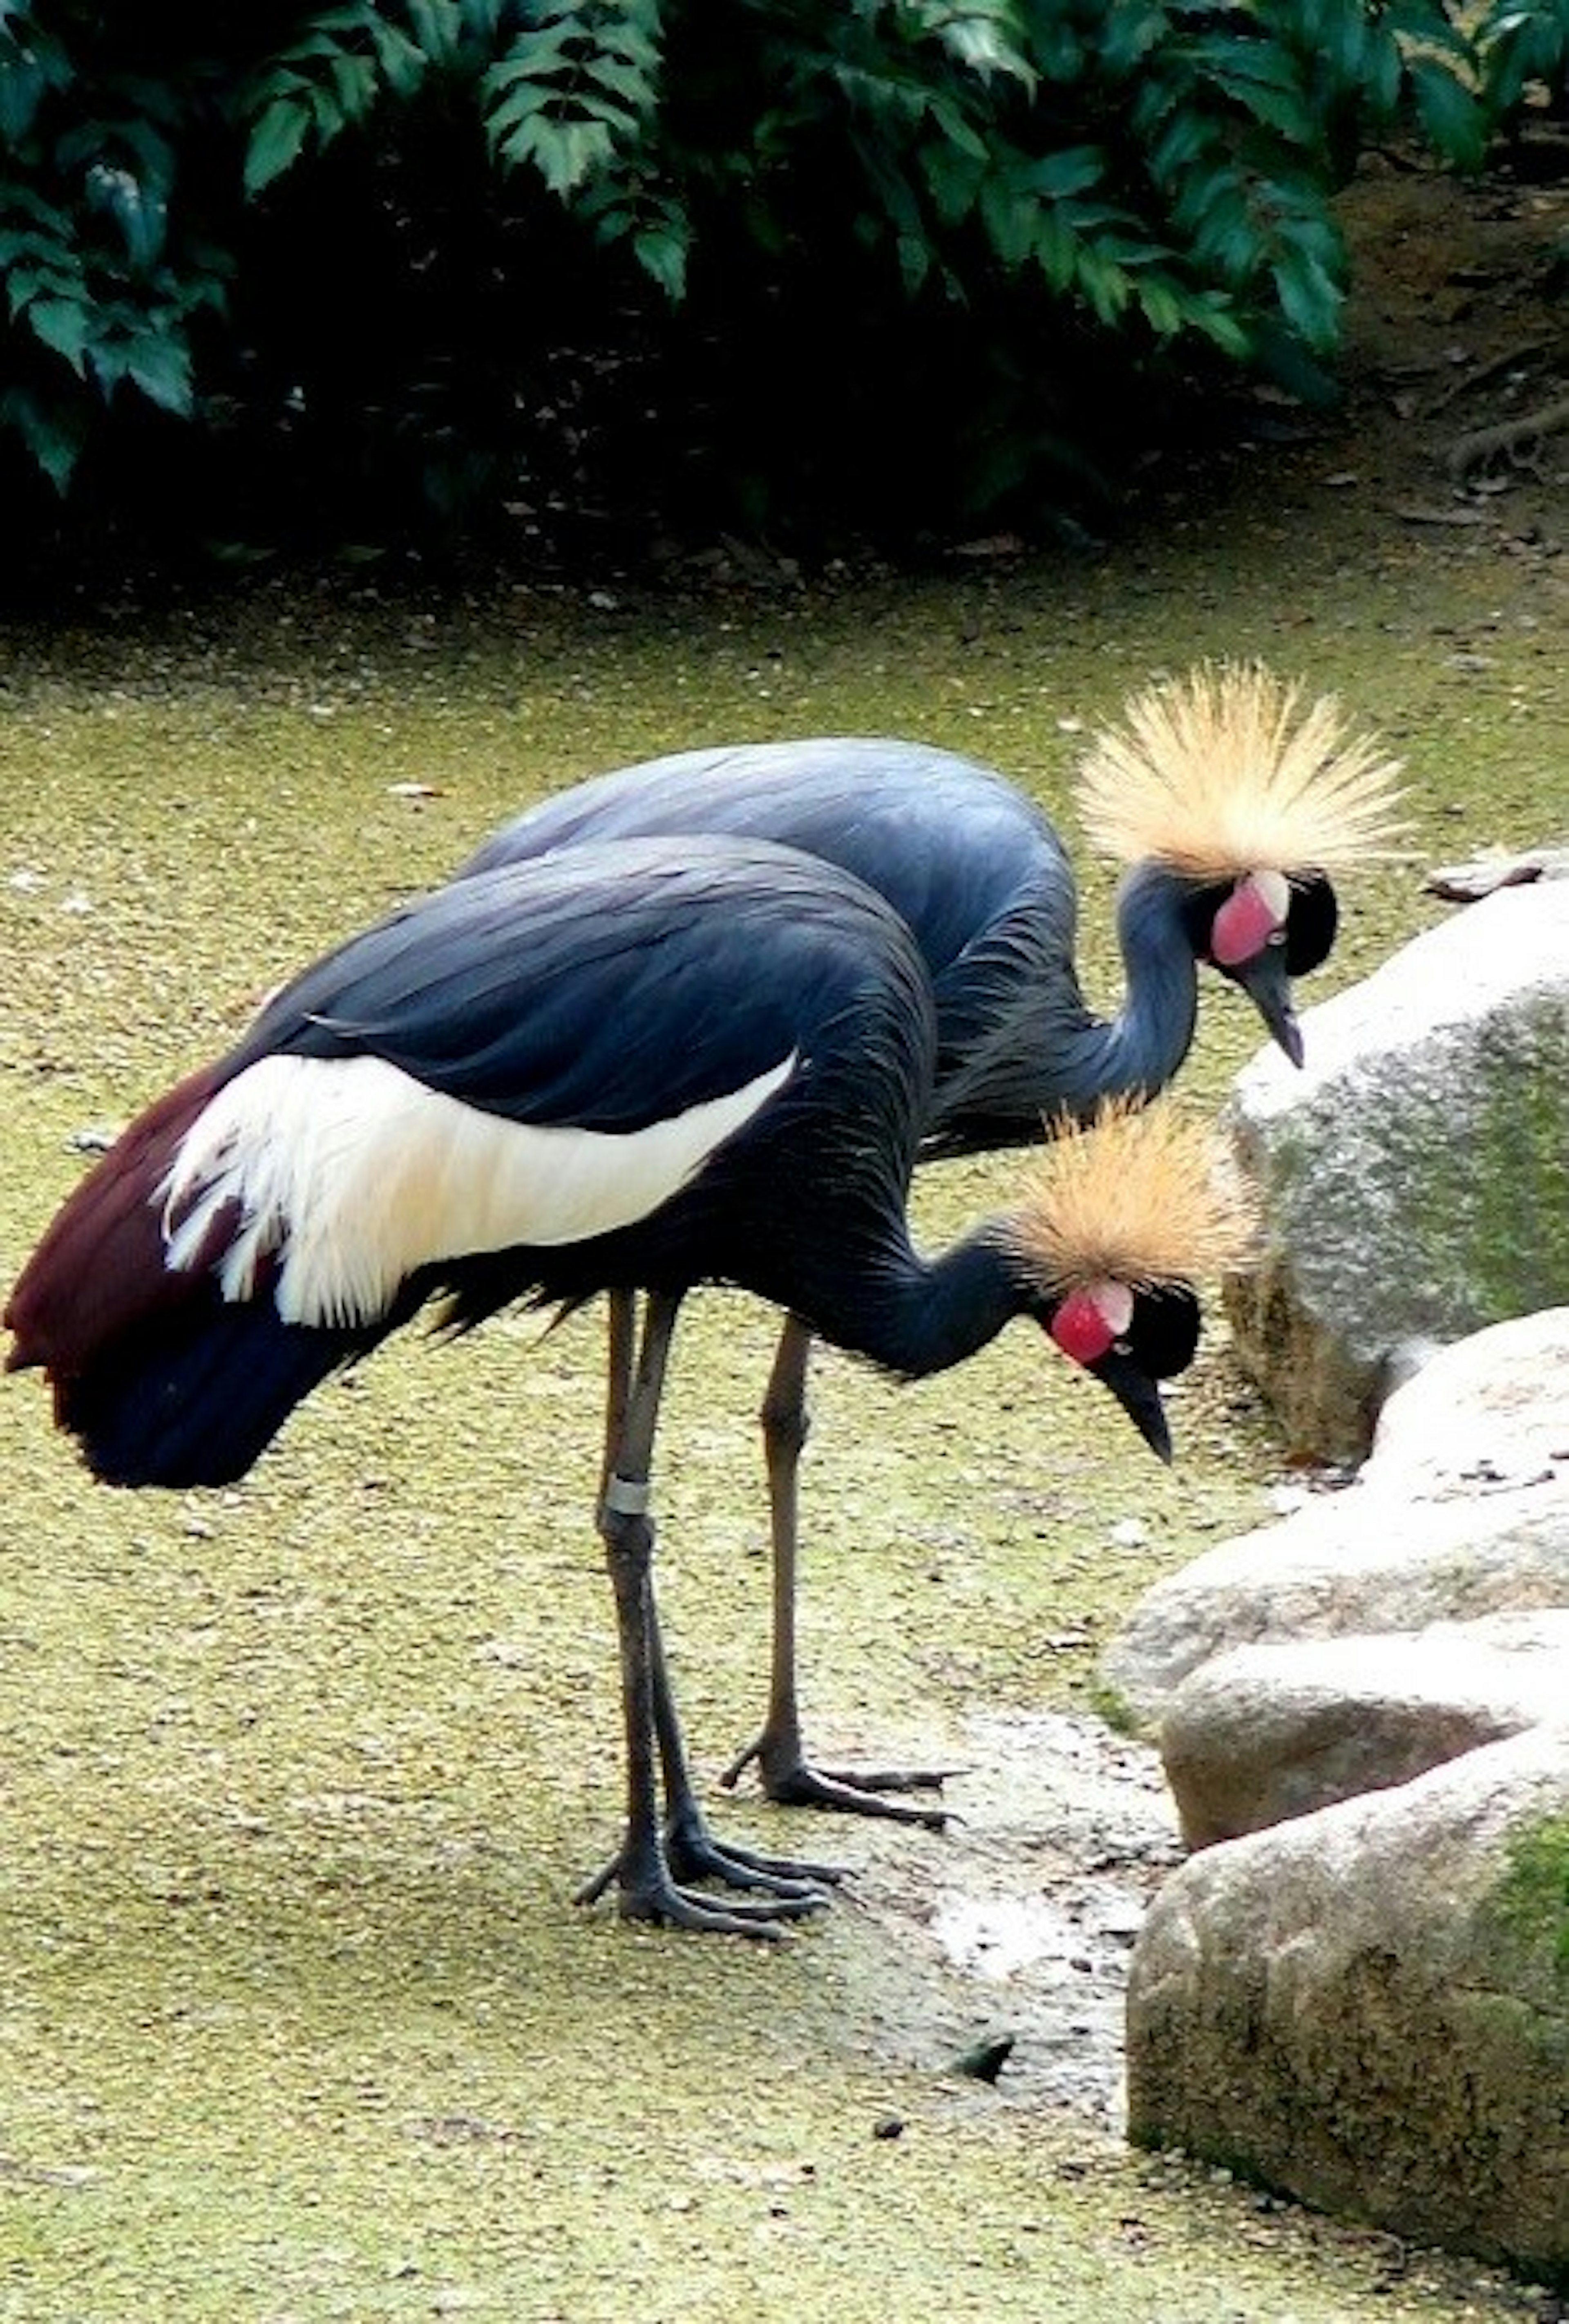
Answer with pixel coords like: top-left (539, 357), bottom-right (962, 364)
top-left (1006, 1098), bottom-right (1259, 1295)
top-left (1075, 660), bottom-right (1406, 878)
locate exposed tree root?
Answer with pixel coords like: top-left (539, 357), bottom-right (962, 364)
top-left (1446, 393), bottom-right (1569, 479)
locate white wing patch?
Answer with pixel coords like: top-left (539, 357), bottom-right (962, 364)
top-left (160, 1049), bottom-right (796, 1328)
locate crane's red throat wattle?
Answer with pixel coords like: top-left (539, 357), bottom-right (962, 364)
top-left (1049, 1279), bottom-right (1135, 1366)
top-left (1211, 868), bottom-right (1290, 967)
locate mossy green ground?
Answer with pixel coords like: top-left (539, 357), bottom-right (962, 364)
top-left (4, 173), bottom-right (1568, 2323)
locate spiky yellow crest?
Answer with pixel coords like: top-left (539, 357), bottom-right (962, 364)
top-left (1075, 660), bottom-right (1406, 878)
top-left (1005, 1098), bottom-right (1259, 1296)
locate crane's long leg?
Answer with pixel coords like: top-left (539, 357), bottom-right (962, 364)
top-left (720, 1314), bottom-right (959, 1827)
top-left (575, 1287), bottom-right (827, 1938)
top-left (598, 1285), bottom-right (637, 1508)
top-left (648, 1590), bottom-right (843, 1895)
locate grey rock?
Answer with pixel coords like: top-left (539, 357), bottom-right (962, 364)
top-left (1369, 1305), bottom-right (1569, 1498)
top-left (1159, 1610), bottom-right (1569, 1849)
top-left (1125, 1724), bottom-right (1569, 2284)
top-left (1221, 883), bottom-right (1569, 1460)
top-left (1101, 1485), bottom-right (1569, 1731)
top-left (1426, 843), bottom-right (1569, 901)
top-left (1101, 1308), bottom-right (1569, 1731)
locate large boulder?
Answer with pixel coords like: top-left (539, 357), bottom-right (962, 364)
top-left (1102, 1488), bottom-right (1569, 1731)
top-left (1113, 1308), bottom-right (1569, 2282)
top-left (1101, 1307), bottom-right (1569, 1732)
top-left (1125, 1726), bottom-right (1569, 2286)
top-left (1222, 882), bottom-right (1569, 1460)
top-left (1370, 1307), bottom-right (1569, 1497)
top-left (1158, 1610), bottom-right (1569, 1849)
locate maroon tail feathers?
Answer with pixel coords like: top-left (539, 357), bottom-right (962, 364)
top-left (4, 1064), bottom-right (226, 1380)
top-left (4, 1064), bottom-right (367, 1489)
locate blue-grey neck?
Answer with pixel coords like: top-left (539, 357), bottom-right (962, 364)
top-left (1066, 859), bottom-right (1202, 1109)
top-left (924, 861), bottom-right (1202, 1151)
top-left (797, 1225), bottom-right (1030, 1382)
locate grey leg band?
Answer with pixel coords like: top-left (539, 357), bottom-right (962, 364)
top-left (604, 1474), bottom-right (651, 1517)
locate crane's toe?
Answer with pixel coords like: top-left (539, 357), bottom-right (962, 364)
top-left (574, 1809), bottom-right (838, 1940)
top-left (723, 1730), bottom-right (958, 1829)
top-left (662, 1798), bottom-right (845, 1895)
top-left (576, 1855), bottom-right (800, 1937)
top-left (622, 1886), bottom-right (796, 1940)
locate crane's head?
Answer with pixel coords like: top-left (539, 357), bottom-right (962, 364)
top-left (1004, 1100), bottom-right (1259, 1463)
top-left (1181, 863), bottom-right (1338, 1068)
top-left (1076, 661), bottom-right (1405, 1069)
top-left (1045, 1273), bottom-right (1199, 1461)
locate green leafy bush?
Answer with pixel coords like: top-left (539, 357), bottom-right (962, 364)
top-left (0, 0), bottom-right (1562, 552)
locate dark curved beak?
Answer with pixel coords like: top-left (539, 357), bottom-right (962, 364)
top-left (1085, 1349), bottom-right (1172, 1464)
top-left (1228, 946), bottom-right (1305, 1069)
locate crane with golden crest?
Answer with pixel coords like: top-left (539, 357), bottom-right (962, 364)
top-left (456, 663), bottom-right (1404, 1823)
top-left (7, 839), bottom-right (1255, 1939)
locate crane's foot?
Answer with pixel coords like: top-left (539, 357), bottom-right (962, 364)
top-left (722, 1732), bottom-right (960, 1829)
top-left (579, 1858), bottom-right (795, 1939)
top-left (663, 1795), bottom-right (846, 1894)
top-left (575, 1806), bottom-right (839, 1939)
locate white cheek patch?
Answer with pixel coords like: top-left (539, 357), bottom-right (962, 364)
top-left (1254, 867), bottom-right (1291, 923)
top-left (1093, 1278), bottom-right (1135, 1338)
top-left (160, 1048), bottom-right (796, 1329)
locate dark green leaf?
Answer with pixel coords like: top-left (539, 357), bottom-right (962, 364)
top-left (928, 92), bottom-right (990, 160)
top-left (481, 29), bottom-right (578, 91)
top-left (370, 18), bottom-right (432, 94)
top-left (27, 292), bottom-right (91, 374)
top-left (1098, 2), bottom-right (1169, 78)
top-left (123, 327), bottom-right (193, 414)
top-left (1017, 143), bottom-right (1104, 197)
top-left (492, 110), bottom-right (615, 193)
top-left (0, 381), bottom-right (85, 492)
top-left (329, 51), bottom-right (380, 121)
top-left (1135, 274), bottom-right (1184, 335)
top-left (1409, 53), bottom-right (1488, 170)
top-left (979, 170), bottom-right (1035, 264)
top-left (896, 227), bottom-right (932, 291)
top-left (919, 135), bottom-right (986, 225)
top-left (245, 98), bottom-right (311, 194)
top-left (0, 49), bottom-right (47, 142)
top-left (1031, 209), bottom-right (1077, 293)
top-left (1271, 248), bottom-right (1343, 352)
top-left (405, 0), bottom-right (466, 65)
top-left (6, 261), bottom-right (80, 322)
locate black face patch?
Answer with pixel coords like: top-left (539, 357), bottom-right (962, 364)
top-left (1181, 870), bottom-right (1338, 980)
top-left (1178, 878), bottom-right (1234, 964)
top-left (1127, 1283), bottom-right (1201, 1382)
top-left (1284, 873), bottom-right (1338, 975)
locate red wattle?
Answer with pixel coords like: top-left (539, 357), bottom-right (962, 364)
top-left (1050, 1287), bottom-right (1116, 1365)
top-left (1211, 879), bottom-right (1279, 967)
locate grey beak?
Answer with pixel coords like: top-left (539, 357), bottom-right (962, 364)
top-left (1085, 1348), bottom-right (1173, 1464)
top-left (1228, 945), bottom-right (1305, 1069)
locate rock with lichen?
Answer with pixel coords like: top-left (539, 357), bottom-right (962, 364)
top-left (1125, 1725), bottom-right (1569, 2287)
top-left (1157, 1610), bottom-right (1569, 1851)
top-left (1100, 1307), bottom-right (1569, 1733)
top-left (1221, 881), bottom-right (1569, 1461)
top-left (1115, 1308), bottom-right (1569, 2284)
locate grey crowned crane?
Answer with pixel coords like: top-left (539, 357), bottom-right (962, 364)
top-left (6, 836), bottom-right (1253, 1940)
top-left (455, 663), bottom-right (1403, 1821)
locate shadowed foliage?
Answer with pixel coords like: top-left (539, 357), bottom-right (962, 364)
top-left (0, 0), bottom-right (1563, 556)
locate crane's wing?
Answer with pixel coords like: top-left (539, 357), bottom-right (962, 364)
top-left (230, 840), bottom-right (892, 1133)
top-left (459, 736), bottom-right (1068, 983)
top-left (5, 837), bottom-right (933, 1490)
